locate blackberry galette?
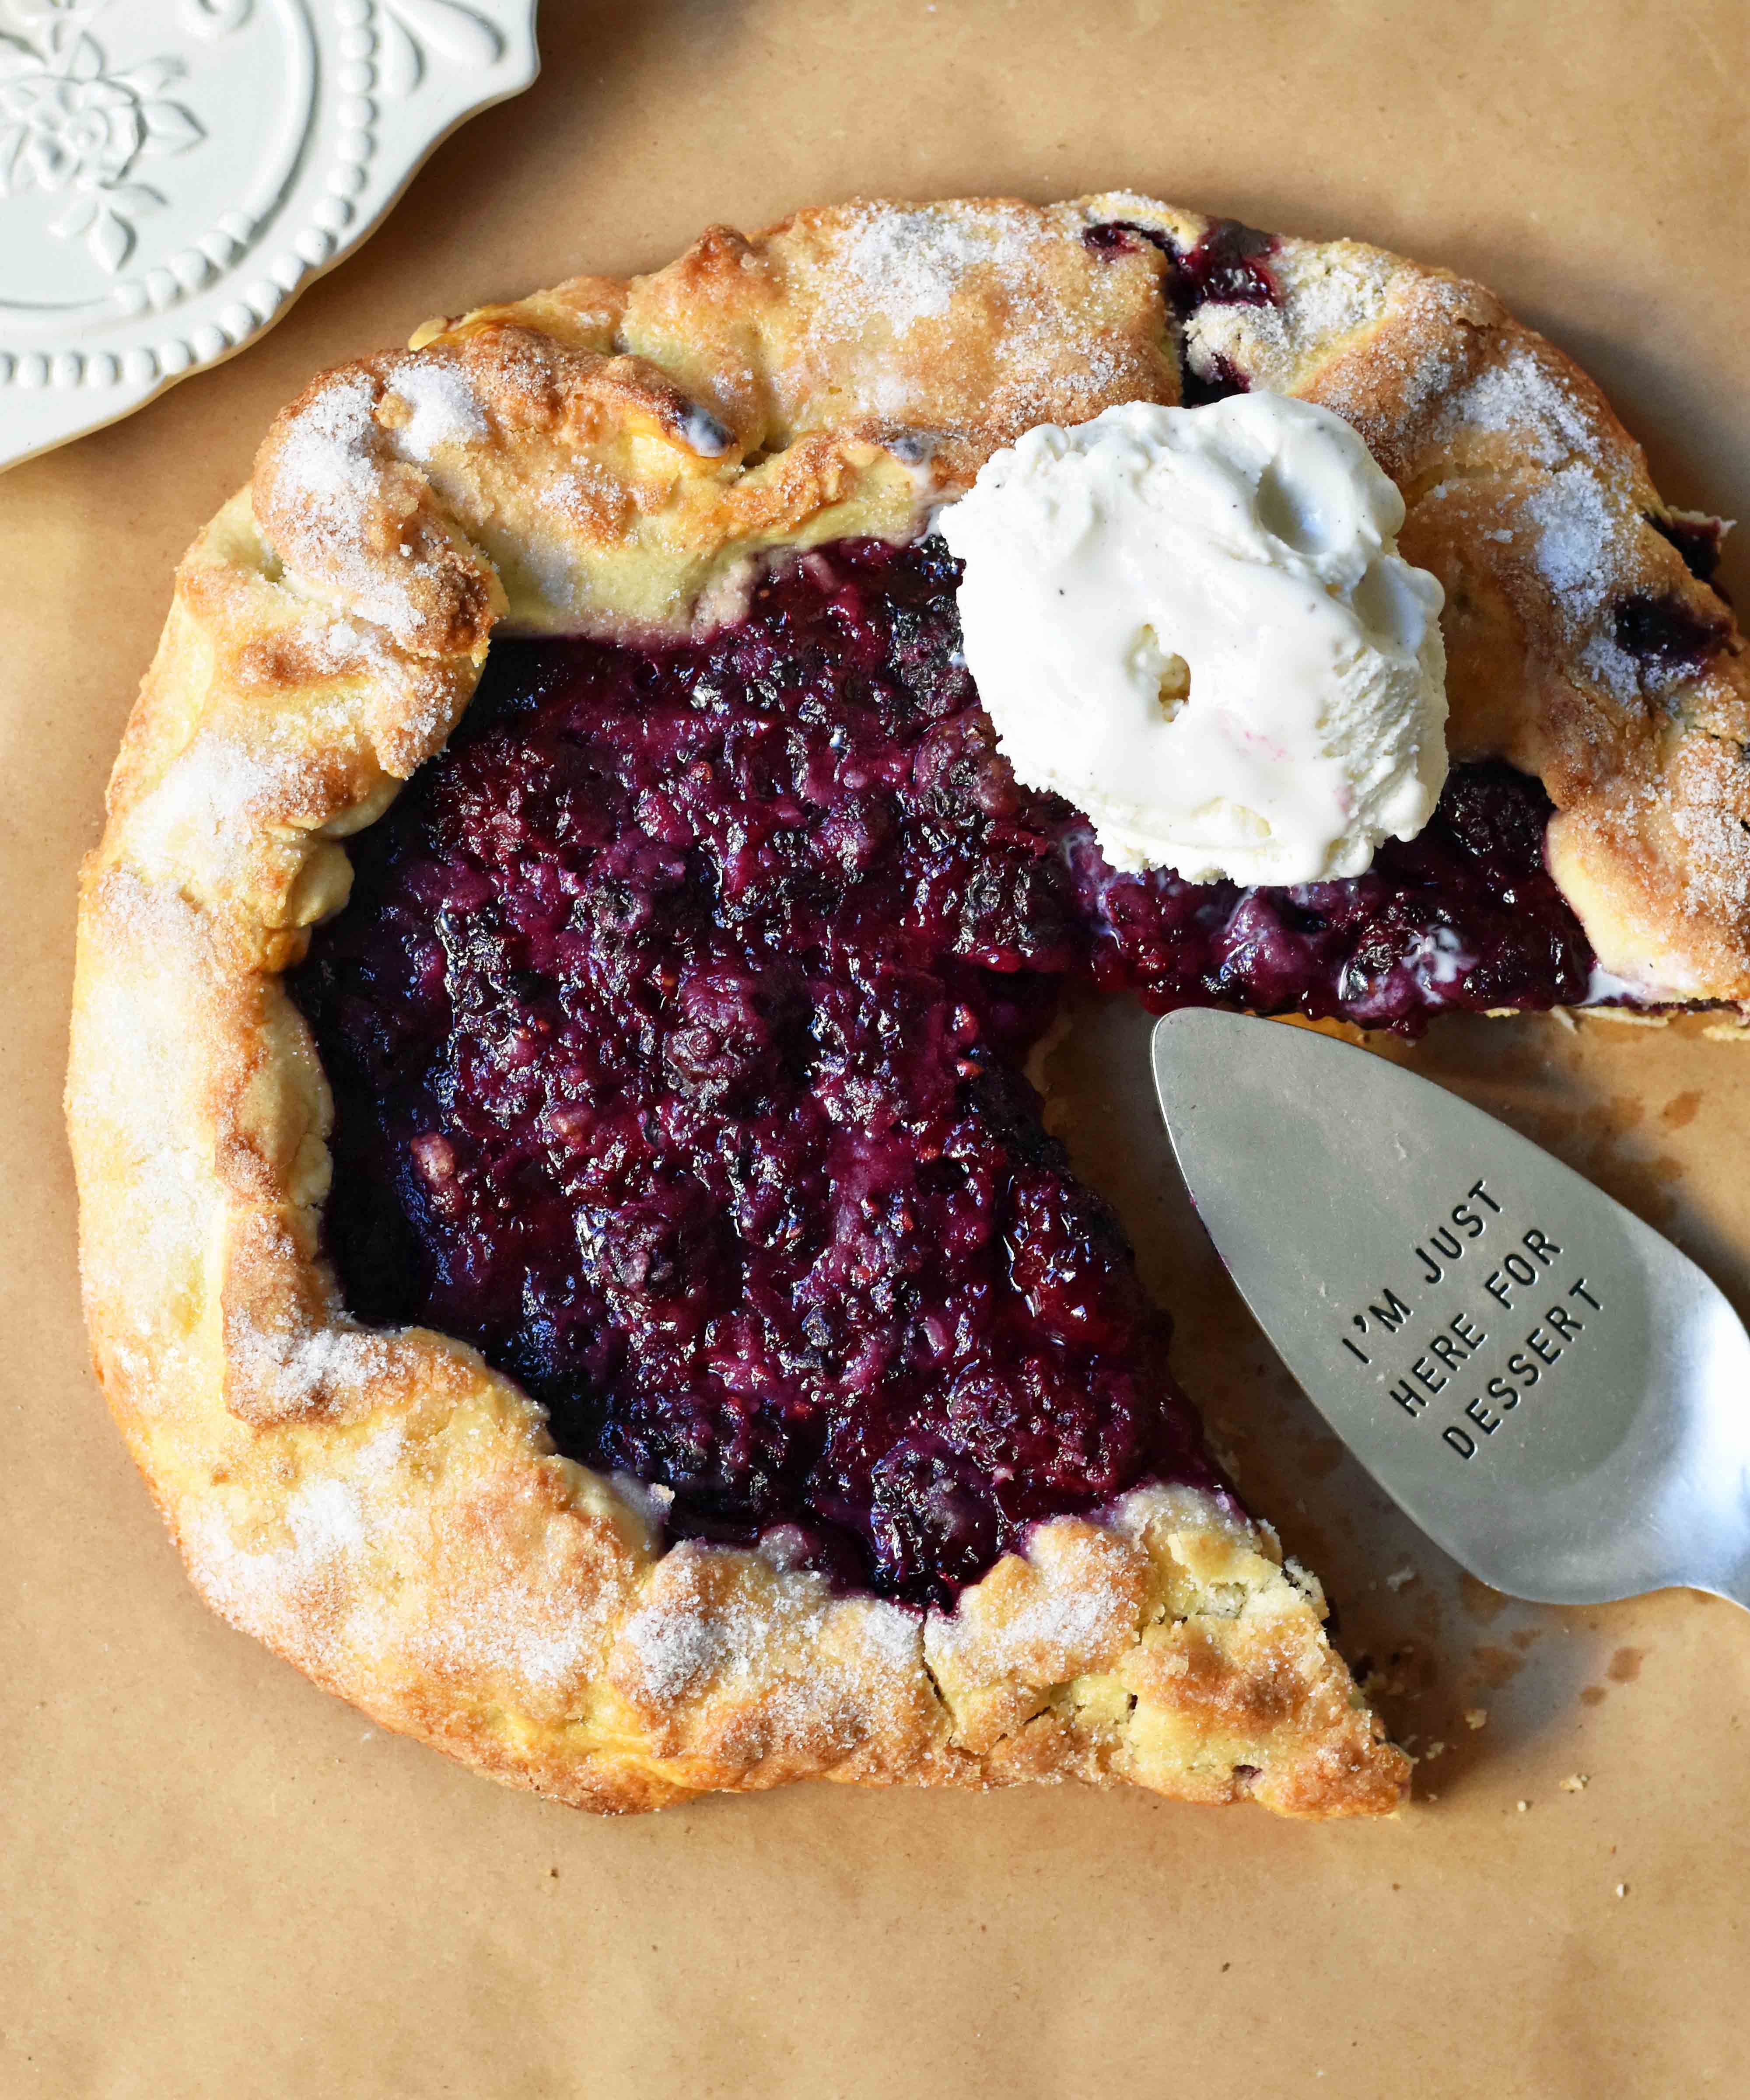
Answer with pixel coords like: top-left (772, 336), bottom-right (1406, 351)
top-left (69, 197), bottom-right (1748, 1817)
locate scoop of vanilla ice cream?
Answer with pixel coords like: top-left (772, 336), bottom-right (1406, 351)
top-left (938, 395), bottom-right (1448, 886)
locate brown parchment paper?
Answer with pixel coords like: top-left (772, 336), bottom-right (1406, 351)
top-left (6, 3), bottom-right (1750, 2093)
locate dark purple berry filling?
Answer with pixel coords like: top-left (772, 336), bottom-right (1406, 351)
top-left (1083, 216), bottom-right (1278, 404)
top-left (1611, 588), bottom-right (1732, 676)
top-left (1083, 215), bottom-right (1279, 315)
top-left (294, 536), bottom-right (1593, 1602)
top-left (1072, 758), bottom-right (1593, 1030)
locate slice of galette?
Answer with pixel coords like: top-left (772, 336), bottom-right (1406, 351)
top-left (67, 196), bottom-right (1747, 1819)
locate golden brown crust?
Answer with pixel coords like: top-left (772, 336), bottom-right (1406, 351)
top-left (78, 187), bottom-right (1750, 1822)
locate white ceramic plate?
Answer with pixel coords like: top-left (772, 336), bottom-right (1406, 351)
top-left (0, 0), bottom-right (539, 470)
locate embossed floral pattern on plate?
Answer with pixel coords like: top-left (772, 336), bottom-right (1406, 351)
top-left (0, 0), bottom-right (539, 469)
top-left (0, 12), bottom-right (205, 273)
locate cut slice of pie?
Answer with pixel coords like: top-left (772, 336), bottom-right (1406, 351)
top-left (67, 196), bottom-right (1749, 1820)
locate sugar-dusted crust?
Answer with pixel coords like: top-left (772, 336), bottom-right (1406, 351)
top-left (78, 187), bottom-right (1746, 1822)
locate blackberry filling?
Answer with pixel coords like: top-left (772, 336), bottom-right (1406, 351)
top-left (1610, 588), bottom-right (1733, 676)
top-left (1083, 216), bottom-right (1279, 403)
top-left (294, 536), bottom-right (1594, 1602)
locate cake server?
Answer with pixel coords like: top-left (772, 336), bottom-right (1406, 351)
top-left (1150, 1008), bottom-right (1750, 1612)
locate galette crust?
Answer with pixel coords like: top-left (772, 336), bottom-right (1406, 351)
top-left (75, 191), bottom-right (1744, 1820)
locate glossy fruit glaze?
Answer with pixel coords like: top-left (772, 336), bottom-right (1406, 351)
top-left (294, 535), bottom-right (1594, 1602)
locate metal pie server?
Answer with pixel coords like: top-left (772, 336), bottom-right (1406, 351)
top-left (1150, 1008), bottom-right (1750, 1612)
